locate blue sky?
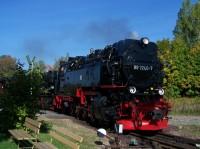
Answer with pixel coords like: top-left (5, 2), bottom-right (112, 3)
top-left (0, 0), bottom-right (187, 65)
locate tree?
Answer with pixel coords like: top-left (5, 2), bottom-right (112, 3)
top-left (35, 60), bottom-right (47, 73)
top-left (157, 38), bottom-right (200, 97)
top-left (38, 60), bottom-right (46, 72)
top-left (0, 55), bottom-right (16, 78)
top-left (0, 61), bottom-right (43, 132)
top-left (53, 53), bottom-right (69, 71)
top-left (157, 39), bottom-right (172, 92)
top-left (157, 0), bottom-right (200, 97)
top-left (173, 0), bottom-right (200, 47)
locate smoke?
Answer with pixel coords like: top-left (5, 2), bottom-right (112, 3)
top-left (85, 19), bottom-right (139, 44)
top-left (128, 31), bottom-right (139, 39)
top-left (22, 24), bottom-right (77, 60)
top-left (21, 20), bottom-right (139, 65)
top-left (23, 38), bottom-right (47, 59)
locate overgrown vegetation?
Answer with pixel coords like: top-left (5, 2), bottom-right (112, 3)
top-left (40, 120), bottom-right (53, 133)
top-left (0, 62), bottom-right (43, 132)
top-left (157, 0), bottom-right (200, 98)
top-left (168, 97), bottom-right (200, 115)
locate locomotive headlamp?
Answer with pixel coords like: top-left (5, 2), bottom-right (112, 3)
top-left (141, 37), bottom-right (149, 45)
top-left (158, 88), bottom-right (165, 95)
top-left (129, 87), bottom-right (136, 94)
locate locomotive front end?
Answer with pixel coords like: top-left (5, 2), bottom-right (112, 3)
top-left (116, 96), bottom-right (171, 131)
top-left (113, 38), bottom-right (170, 131)
top-left (113, 38), bottom-right (163, 91)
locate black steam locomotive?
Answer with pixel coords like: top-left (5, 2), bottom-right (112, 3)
top-left (45, 38), bottom-right (170, 131)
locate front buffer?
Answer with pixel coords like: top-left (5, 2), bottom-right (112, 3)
top-left (116, 98), bottom-right (170, 131)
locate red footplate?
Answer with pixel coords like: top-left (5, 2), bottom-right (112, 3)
top-left (116, 119), bottom-right (169, 131)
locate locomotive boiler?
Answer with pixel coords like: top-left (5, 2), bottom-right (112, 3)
top-left (48, 38), bottom-right (170, 131)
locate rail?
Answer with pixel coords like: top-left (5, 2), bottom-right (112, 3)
top-left (130, 132), bottom-right (200, 149)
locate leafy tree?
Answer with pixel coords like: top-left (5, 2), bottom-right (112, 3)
top-left (157, 39), bottom-right (173, 93)
top-left (0, 61), bottom-right (43, 132)
top-left (0, 55), bottom-right (16, 78)
top-left (185, 41), bottom-right (200, 96)
top-left (173, 0), bottom-right (200, 47)
top-left (158, 38), bottom-right (200, 97)
top-left (157, 0), bottom-right (200, 97)
top-left (35, 60), bottom-right (47, 73)
top-left (53, 53), bottom-right (69, 71)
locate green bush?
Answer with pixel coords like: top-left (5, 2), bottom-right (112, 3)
top-left (40, 121), bottom-right (53, 133)
top-left (0, 63), bottom-right (43, 132)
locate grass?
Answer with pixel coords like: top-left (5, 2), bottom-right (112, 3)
top-left (39, 133), bottom-right (71, 149)
top-left (0, 132), bottom-right (72, 149)
top-left (167, 97), bottom-right (200, 115)
top-left (0, 133), bottom-right (17, 149)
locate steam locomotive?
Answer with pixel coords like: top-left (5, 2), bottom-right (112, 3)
top-left (44, 38), bottom-right (170, 131)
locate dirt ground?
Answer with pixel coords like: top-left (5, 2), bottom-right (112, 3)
top-left (37, 110), bottom-right (200, 148)
top-left (164, 115), bottom-right (200, 139)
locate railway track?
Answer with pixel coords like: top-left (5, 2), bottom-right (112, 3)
top-left (129, 132), bottom-right (200, 149)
